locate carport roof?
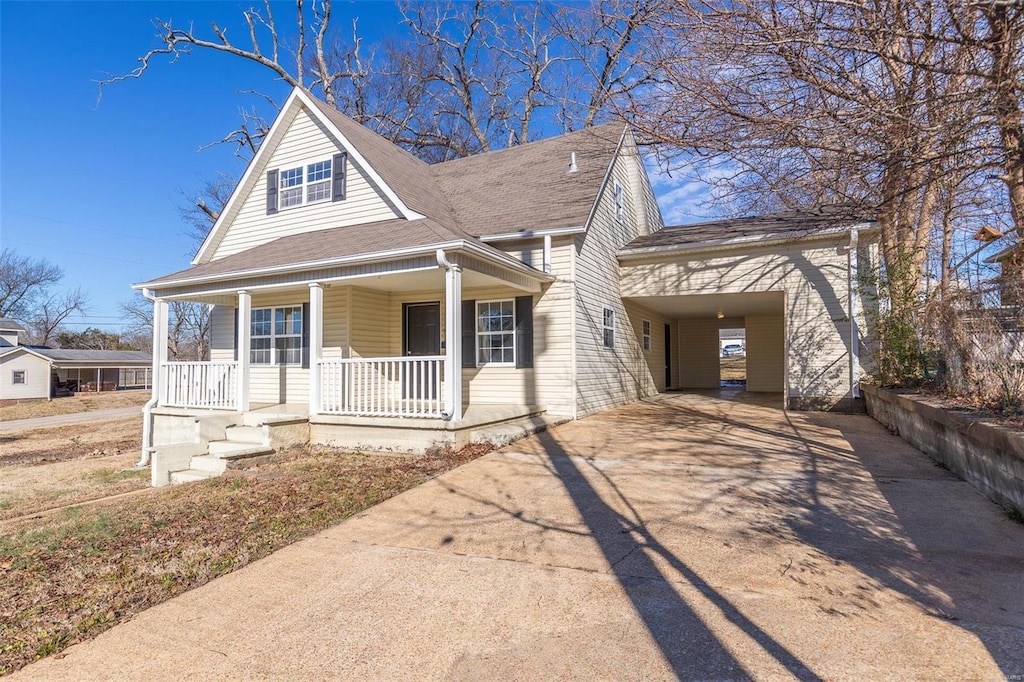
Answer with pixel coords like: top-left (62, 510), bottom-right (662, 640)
top-left (622, 206), bottom-right (875, 254)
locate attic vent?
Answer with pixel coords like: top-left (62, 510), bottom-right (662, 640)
top-left (568, 151), bottom-right (578, 174)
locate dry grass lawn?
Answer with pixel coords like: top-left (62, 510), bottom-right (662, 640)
top-left (0, 391), bottom-right (149, 422)
top-left (720, 356), bottom-right (746, 381)
top-left (0, 417), bottom-right (147, 523)
top-left (0, 443), bottom-right (491, 675)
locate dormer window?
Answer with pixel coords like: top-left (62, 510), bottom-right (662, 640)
top-left (266, 152), bottom-right (346, 214)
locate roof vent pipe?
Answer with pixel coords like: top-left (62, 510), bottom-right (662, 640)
top-left (568, 152), bottom-right (577, 173)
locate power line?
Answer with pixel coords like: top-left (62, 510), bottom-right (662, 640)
top-left (2, 208), bottom-right (178, 246)
top-left (3, 239), bottom-right (175, 269)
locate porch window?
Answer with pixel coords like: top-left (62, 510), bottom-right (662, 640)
top-left (642, 319), bottom-right (651, 352)
top-left (602, 307), bottom-right (615, 349)
top-left (251, 306), bottom-right (303, 365)
top-left (12, 370), bottom-right (25, 385)
top-left (279, 158), bottom-right (333, 209)
top-left (476, 300), bottom-right (515, 365)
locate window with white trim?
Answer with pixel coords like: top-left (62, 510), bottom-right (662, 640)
top-left (279, 158), bottom-right (333, 209)
top-left (12, 370), bottom-right (25, 385)
top-left (251, 306), bottom-right (303, 365)
top-left (602, 307), bottom-right (615, 349)
top-left (642, 319), bottom-right (651, 352)
top-left (614, 182), bottom-right (624, 222)
top-left (476, 300), bottom-right (515, 365)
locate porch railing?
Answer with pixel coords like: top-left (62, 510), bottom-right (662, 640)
top-left (161, 361), bottom-right (238, 410)
top-left (319, 356), bottom-right (446, 418)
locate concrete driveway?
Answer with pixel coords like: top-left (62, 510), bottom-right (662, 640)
top-left (17, 392), bottom-right (1024, 680)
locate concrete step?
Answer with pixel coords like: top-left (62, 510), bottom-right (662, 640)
top-left (225, 425), bottom-right (268, 445)
top-left (190, 454), bottom-right (228, 474)
top-left (208, 440), bottom-right (274, 458)
top-left (169, 469), bottom-right (219, 485)
top-left (471, 415), bottom-right (569, 447)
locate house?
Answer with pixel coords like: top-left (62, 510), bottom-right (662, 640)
top-left (986, 241), bottom-right (1022, 308)
top-left (134, 87), bottom-right (877, 486)
top-left (0, 318), bottom-right (152, 404)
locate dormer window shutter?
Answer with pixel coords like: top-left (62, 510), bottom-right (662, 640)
top-left (332, 153), bottom-right (347, 202)
top-left (266, 169), bottom-right (279, 215)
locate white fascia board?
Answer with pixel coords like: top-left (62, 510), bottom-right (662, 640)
top-left (192, 88), bottom-right (304, 265)
top-left (617, 222), bottom-right (877, 260)
top-left (134, 239), bottom-right (552, 291)
top-left (0, 346), bottom-right (53, 363)
top-left (294, 89), bottom-right (421, 221)
top-left (581, 124), bottom-right (630, 234)
top-left (478, 225), bottom-right (587, 242)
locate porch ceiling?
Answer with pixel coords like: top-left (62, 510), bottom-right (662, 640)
top-left (626, 291), bottom-right (784, 319)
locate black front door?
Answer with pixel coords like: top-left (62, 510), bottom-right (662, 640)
top-left (403, 302), bottom-right (441, 398)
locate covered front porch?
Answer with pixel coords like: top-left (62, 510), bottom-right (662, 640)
top-left (145, 246), bottom-right (552, 430)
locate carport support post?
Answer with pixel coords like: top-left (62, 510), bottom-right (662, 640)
top-left (237, 290), bottom-right (251, 413)
top-left (445, 263), bottom-right (463, 422)
top-left (308, 282), bottom-right (323, 415)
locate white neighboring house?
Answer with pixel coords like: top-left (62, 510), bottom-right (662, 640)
top-left (134, 86), bottom-right (878, 486)
top-left (0, 318), bottom-right (152, 404)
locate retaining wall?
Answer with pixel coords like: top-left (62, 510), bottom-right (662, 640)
top-left (862, 383), bottom-right (1024, 516)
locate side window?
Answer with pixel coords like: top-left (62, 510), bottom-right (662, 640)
top-left (602, 307), bottom-right (615, 349)
top-left (642, 320), bottom-right (651, 352)
top-left (12, 370), bottom-right (26, 385)
top-left (476, 300), bottom-right (515, 365)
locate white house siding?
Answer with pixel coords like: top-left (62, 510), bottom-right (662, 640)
top-left (620, 237), bottom-right (858, 407)
top-left (322, 286), bottom-right (349, 360)
top-left (209, 106), bottom-right (400, 261)
top-left (350, 287), bottom-right (391, 358)
top-left (625, 301), bottom-right (669, 393)
top-left (677, 318), bottom-right (722, 389)
top-left (746, 313), bottom-right (786, 392)
top-left (0, 351), bottom-right (50, 401)
top-left (574, 148), bottom-right (661, 417)
top-left (0, 331), bottom-right (19, 347)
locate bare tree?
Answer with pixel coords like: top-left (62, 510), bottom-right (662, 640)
top-left (0, 248), bottom-right (65, 320)
top-left (25, 288), bottom-right (88, 346)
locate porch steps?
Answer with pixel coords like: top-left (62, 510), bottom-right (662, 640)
top-left (169, 420), bottom-right (280, 485)
top-left (168, 469), bottom-right (219, 485)
top-left (471, 414), bottom-right (570, 447)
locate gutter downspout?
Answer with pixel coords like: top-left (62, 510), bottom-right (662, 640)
top-left (847, 229), bottom-right (860, 402)
top-left (136, 288), bottom-right (160, 468)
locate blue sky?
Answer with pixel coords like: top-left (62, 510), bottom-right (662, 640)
top-left (1, 1), bottom-right (703, 334)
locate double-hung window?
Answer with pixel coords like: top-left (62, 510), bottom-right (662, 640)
top-left (642, 319), bottom-right (651, 352)
top-left (602, 307), bottom-right (615, 349)
top-left (279, 158), bottom-right (333, 209)
top-left (12, 370), bottom-right (25, 385)
top-left (476, 300), bottom-right (515, 365)
top-left (251, 306), bottom-right (303, 365)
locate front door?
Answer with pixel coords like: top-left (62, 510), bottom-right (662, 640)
top-left (403, 302), bottom-right (441, 398)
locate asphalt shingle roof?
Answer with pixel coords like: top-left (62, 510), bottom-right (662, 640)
top-left (33, 349), bottom-right (151, 364)
top-left (0, 318), bottom-right (26, 332)
top-left (623, 207), bottom-right (874, 251)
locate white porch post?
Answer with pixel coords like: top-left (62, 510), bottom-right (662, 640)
top-left (152, 297), bottom-right (168, 405)
top-left (445, 263), bottom-right (463, 422)
top-left (308, 282), bottom-right (323, 415)
top-left (237, 290), bottom-right (251, 412)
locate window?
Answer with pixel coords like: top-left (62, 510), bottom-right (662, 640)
top-left (603, 307), bottom-right (615, 349)
top-left (614, 182), bottom-right (624, 222)
top-left (476, 300), bottom-right (515, 365)
top-left (279, 158), bottom-right (333, 209)
top-left (251, 306), bottom-right (303, 365)
top-left (642, 319), bottom-right (651, 352)
top-left (12, 370), bottom-right (25, 385)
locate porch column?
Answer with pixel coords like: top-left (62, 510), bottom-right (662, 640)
top-left (308, 282), bottom-right (323, 415)
top-left (152, 297), bottom-right (168, 405)
top-left (237, 290), bottom-right (251, 413)
top-left (445, 264), bottom-right (463, 421)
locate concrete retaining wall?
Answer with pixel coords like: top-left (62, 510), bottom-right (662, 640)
top-left (862, 383), bottom-right (1024, 515)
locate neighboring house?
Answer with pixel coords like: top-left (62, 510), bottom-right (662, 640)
top-left (720, 328), bottom-right (746, 354)
top-left (0, 318), bottom-right (151, 403)
top-left (986, 242), bottom-right (1022, 308)
top-left (135, 87), bottom-right (877, 485)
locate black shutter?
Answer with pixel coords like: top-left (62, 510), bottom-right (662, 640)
top-left (461, 300), bottom-right (476, 368)
top-left (266, 169), bottom-right (279, 214)
top-left (332, 153), bottom-right (347, 202)
top-left (515, 296), bottom-right (534, 369)
top-left (301, 302), bottom-right (310, 369)
top-left (233, 308), bottom-right (239, 361)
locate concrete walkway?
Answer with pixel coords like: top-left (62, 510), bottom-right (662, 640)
top-left (0, 407), bottom-right (141, 432)
top-left (15, 392), bottom-right (1024, 680)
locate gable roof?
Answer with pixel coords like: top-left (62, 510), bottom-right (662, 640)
top-left (0, 318), bottom-right (25, 333)
top-left (620, 207), bottom-right (876, 256)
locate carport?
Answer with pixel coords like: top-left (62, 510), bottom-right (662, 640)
top-left (626, 291), bottom-right (785, 398)
top-left (617, 209), bottom-right (877, 411)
